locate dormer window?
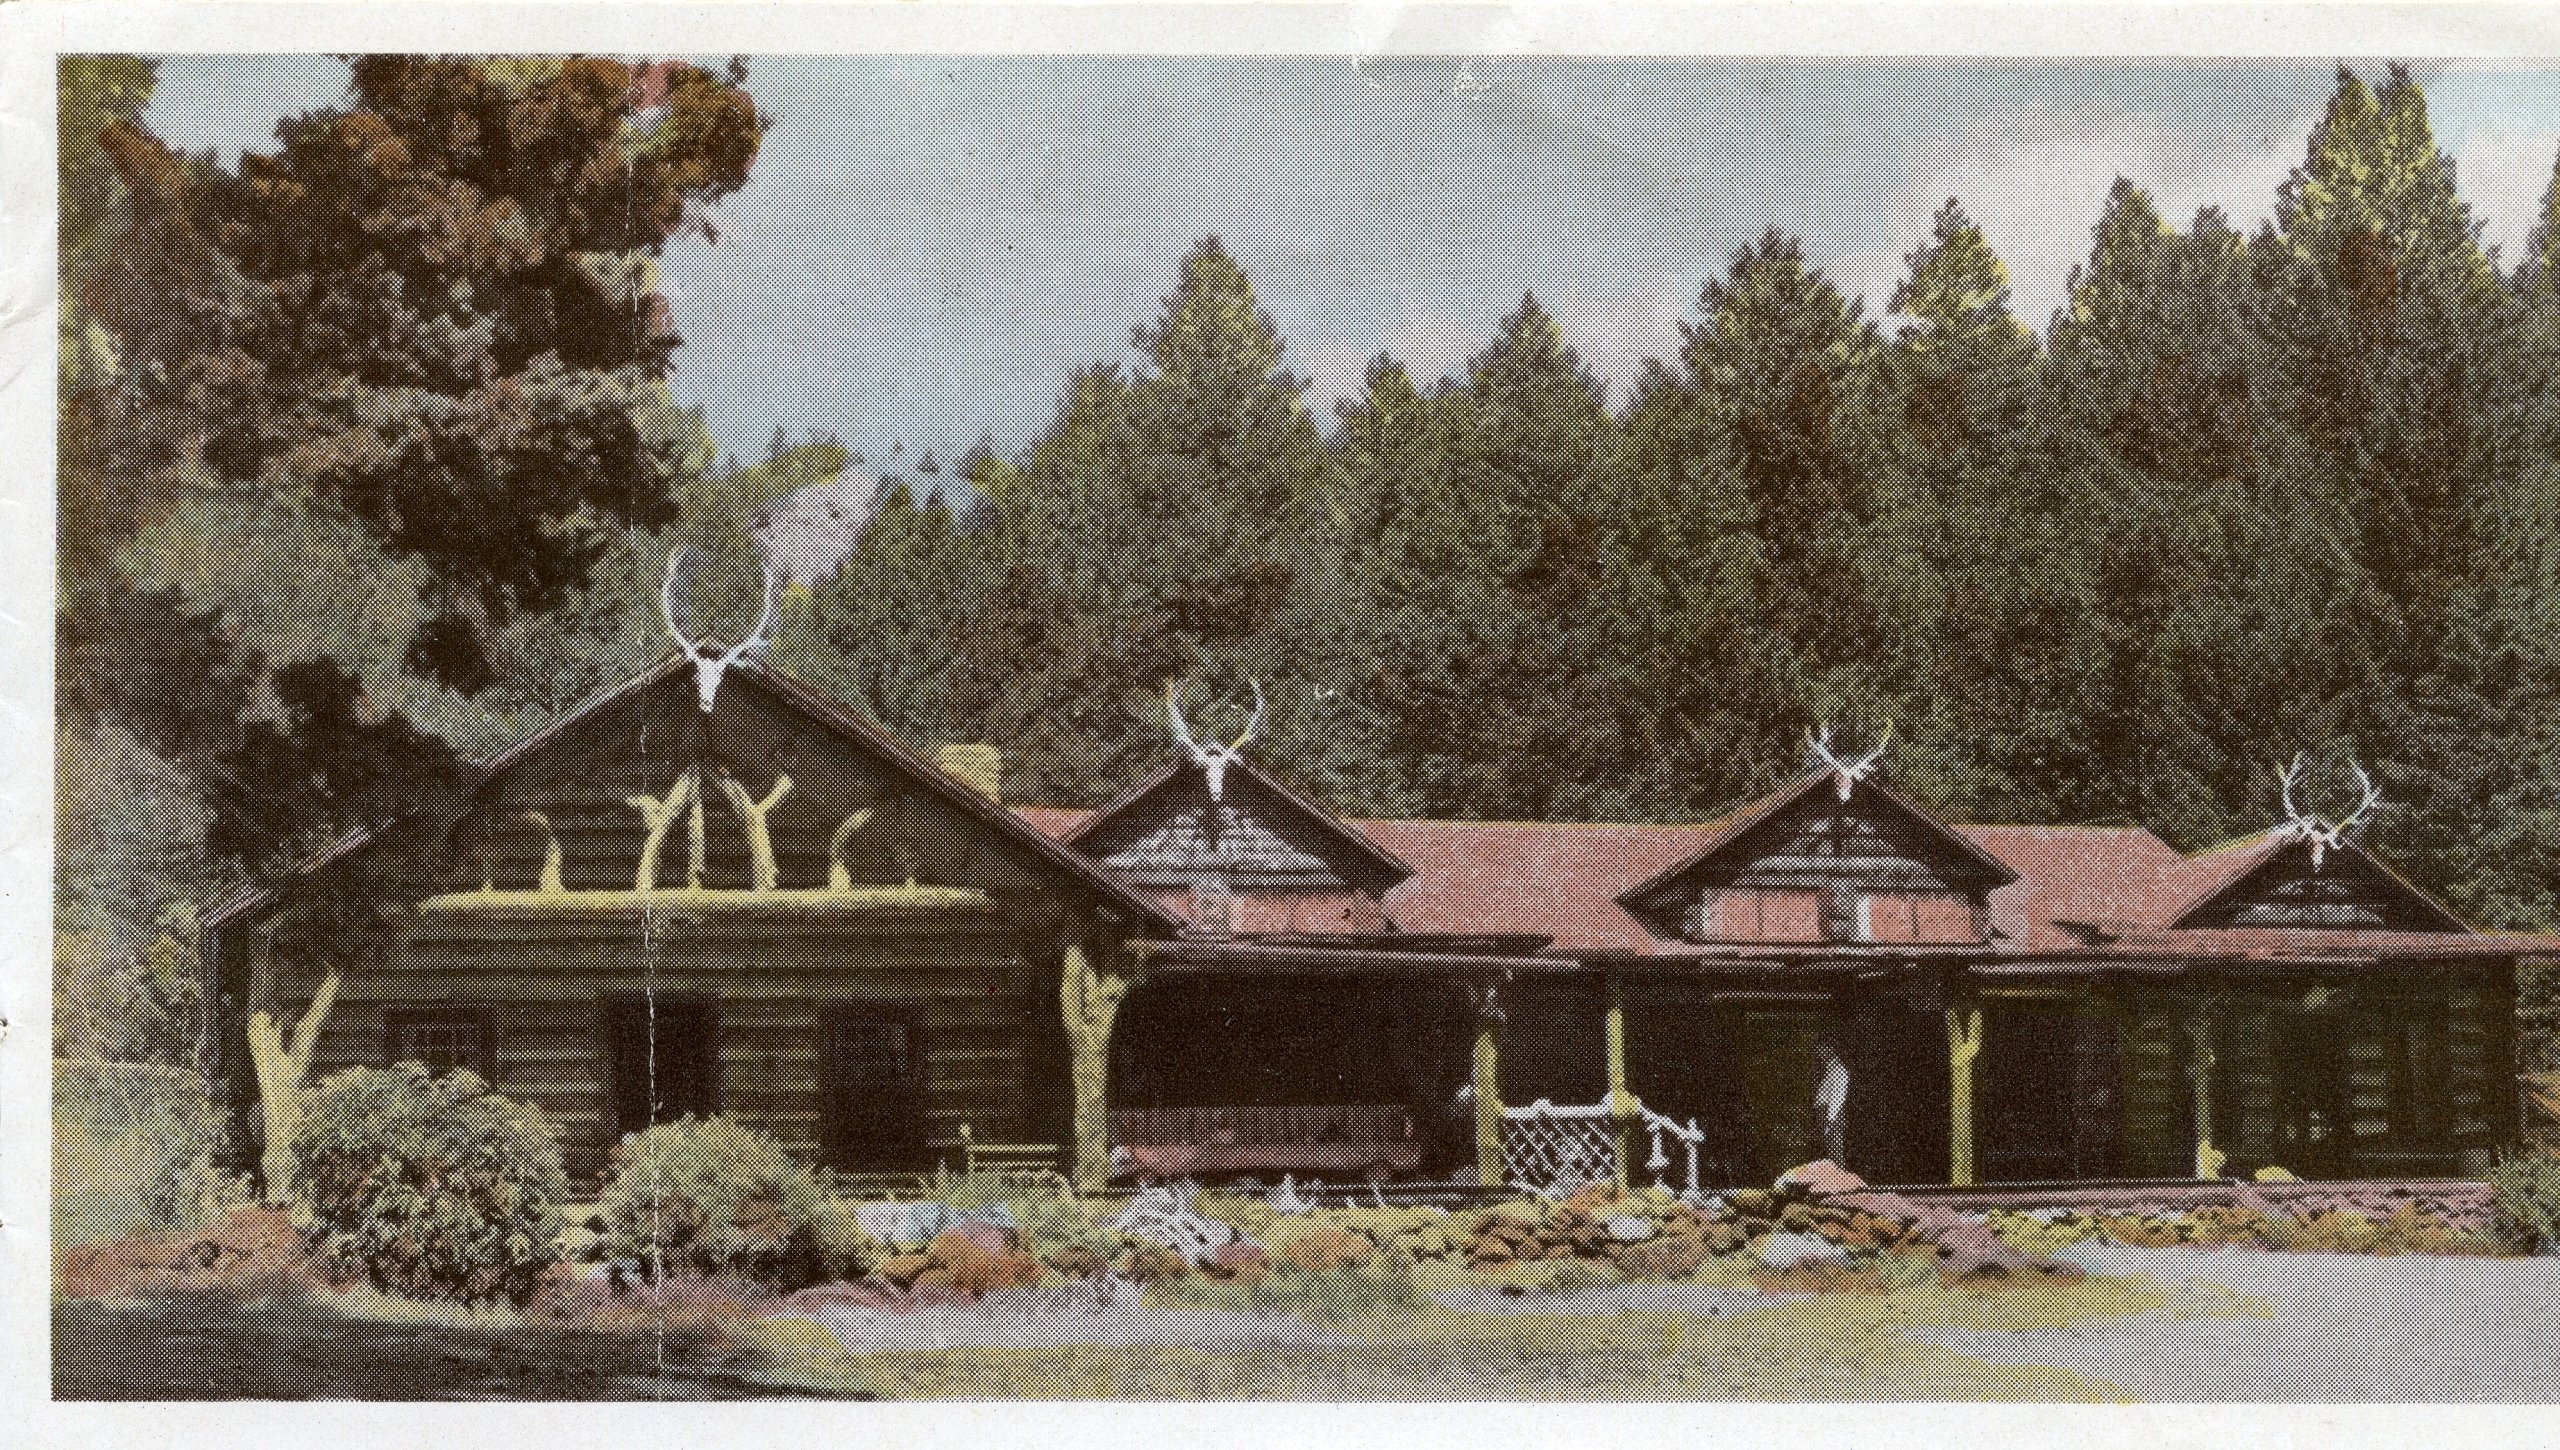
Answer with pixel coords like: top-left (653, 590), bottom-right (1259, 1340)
top-left (1191, 875), bottom-right (1234, 938)
top-left (1627, 770), bottom-right (2017, 947)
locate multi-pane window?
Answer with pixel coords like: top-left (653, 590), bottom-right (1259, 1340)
top-left (383, 1005), bottom-right (499, 1081)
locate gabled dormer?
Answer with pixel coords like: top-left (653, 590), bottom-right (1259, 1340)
top-left (2172, 833), bottom-right (2470, 933)
top-left (1617, 772), bottom-right (2020, 947)
top-left (1062, 756), bottom-right (1412, 937)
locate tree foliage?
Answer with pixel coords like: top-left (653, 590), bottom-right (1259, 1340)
top-left (61, 63), bottom-right (2560, 1095)
top-left (70, 55), bottom-right (762, 891)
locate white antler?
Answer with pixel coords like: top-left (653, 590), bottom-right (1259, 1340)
top-left (2272, 755), bottom-right (2381, 870)
top-left (2276, 753), bottom-right (2307, 826)
top-left (1167, 677), bottom-right (1263, 802)
top-left (1807, 720), bottom-right (1891, 801)
top-left (662, 546), bottom-right (779, 712)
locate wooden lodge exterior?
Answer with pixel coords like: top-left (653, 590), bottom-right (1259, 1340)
top-left (202, 656), bottom-right (2556, 1192)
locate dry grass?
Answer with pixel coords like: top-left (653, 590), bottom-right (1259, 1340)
top-left (746, 1274), bottom-right (2212, 1401)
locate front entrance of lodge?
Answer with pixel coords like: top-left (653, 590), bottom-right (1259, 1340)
top-left (1974, 998), bottom-right (2119, 1182)
top-left (819, 1002), bottom-right (931, 1172)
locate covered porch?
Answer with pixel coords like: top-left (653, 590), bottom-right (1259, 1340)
top-left (1056, 939), bottom-right (2535, 1194)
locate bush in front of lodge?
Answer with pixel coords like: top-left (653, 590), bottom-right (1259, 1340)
top-left (592, 1114), bottom-right (881, 1290)
top-left (2491, 1150), bottom-right (2560, 1254)
top-left (291, 1062), bottom-right (571, 1304)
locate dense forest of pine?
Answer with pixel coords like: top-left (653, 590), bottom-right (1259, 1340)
top-left (51, 58), bottom-right (2560, 1084)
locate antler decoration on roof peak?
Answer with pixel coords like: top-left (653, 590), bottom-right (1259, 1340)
top-left (1807, 719), bottom-right (1891, 801)
top-left (1167, 677), bottom-right (1263, 803)
top-left (2272, 753), bottom-right (2381, 870)
top-left (662, 545), bottom-right (779, 713)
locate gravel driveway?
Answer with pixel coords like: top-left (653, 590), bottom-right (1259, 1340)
top-left (1903, 1243), bottom-right (2560, 1401)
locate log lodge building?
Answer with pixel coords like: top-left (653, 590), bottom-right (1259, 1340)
top-left (201, 654), bottom-right (2555, 1194)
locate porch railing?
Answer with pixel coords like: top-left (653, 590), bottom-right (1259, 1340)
top-left (1501, 1096), bottom-right (1706, 1200)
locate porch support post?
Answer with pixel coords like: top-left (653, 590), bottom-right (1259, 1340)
top-left (248, 964), bottom-right (341, 1203)
top-left (1946, 999), bottom-right (1984, 1186)
top-left (1606, 971), bottom-right (1635, 1193)
top-left (1471, 985), bottom-right (1506, 1187)
top-left (2188, 999), bottom-right (2225, 1179)
top-left (1061, 940), bottom-right (1135, 1193)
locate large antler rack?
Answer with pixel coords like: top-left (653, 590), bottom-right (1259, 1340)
top-left (2272, 753), bottom-right (2381, 871)
top-left (1167, 677), bottom-right (1264, 803)
top-left (1806, 720), bottom-right (1891, 802)
top-left (662, 546), bottom-right (779, 713)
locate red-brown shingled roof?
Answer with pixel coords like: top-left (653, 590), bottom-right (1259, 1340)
top-left (1016, 790), bottom-right (2560, 962)
top-left (1017, 805), bottom-right (2214, 956)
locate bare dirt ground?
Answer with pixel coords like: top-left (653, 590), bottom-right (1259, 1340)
top-left (1902, 1243), bottom-right (2560, 1401)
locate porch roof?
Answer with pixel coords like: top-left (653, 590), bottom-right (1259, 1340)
top-left (1022, 804), bottom-right (2560, 968)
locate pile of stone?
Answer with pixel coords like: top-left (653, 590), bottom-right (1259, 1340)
top-left (1442, 1165), bottom-right (2079, 1284)
top-left (777, 1210), bottom-right (1047, 1307)
top-left (2252, 1181), bottom-right (2497, 1235)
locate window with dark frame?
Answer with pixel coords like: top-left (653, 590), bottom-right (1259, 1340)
top-left (383, 1004), bottom-right (499, 1082)
top-left (2386, 993), bottom-right (2449, 1147)
top-left (605, 991), bottom-right (722, 1134)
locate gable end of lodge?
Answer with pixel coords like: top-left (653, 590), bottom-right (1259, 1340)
top-left (201, 658), bottom-right (2555, 1194)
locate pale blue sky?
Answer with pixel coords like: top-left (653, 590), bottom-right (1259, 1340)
top-left (141, 55), bottom-right (2560, 472)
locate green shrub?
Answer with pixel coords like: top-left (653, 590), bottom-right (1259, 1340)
top-left (593, 1115), bottom-right (880, 1288)
top-left (55, 1058), bottom-right (251, 1246)
top-left (2491, 1150), bottom-right (2560, 1253)
top-left (926, 1166), bottom-right (1021, 1212)
top-left (1007, 1186), bottom-right (1114, 1263)
top-left (291, 1063), bottom-right (569, 1303)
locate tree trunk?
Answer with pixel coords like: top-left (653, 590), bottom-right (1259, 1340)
top-left (1946, 1003), bottom-right (1983, 1186)
top-left (1473, 994), bottom-right (1505, 1187)
top-left (1060, 943), bottom-right (1133, 1193)
top-left (250, 967), bottom-right (341, 1203)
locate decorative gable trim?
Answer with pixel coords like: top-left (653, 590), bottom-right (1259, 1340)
top-left (203, 656), bottom-right (1184, 935)
top-left (2170, 835), bottom-right (2472, 934)
top-left (1061, 755), bottom-right (1414, 895)
top-left (1615, 771), bottom-right (2019, 945)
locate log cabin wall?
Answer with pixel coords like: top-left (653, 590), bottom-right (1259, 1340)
top-left (2107, 968), bottom-right (2515, 1181)
top-left (238, 905), bottom-right (1050, 1184)
top-left (206, 665), bottom-right (1148, 1185)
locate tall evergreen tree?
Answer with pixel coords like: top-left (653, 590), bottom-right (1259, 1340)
top-left (1692, 232), bottom-right (1889, 688)
top-left (1361, 295), bottom-right (1624, 818)
top-left (938, 239), bottom-right (1361, 807)
top-left (2046, 190), bottom-right (2282, 843)
top-left (73, 56), bottom-right (764, 884)
top-left (1870, 199), bottom-right (2070, 815)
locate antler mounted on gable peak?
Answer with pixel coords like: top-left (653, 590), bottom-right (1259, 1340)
top-left (2272, 753), bottom-right (2381, 871)
top-left (1807, 720), bottom-right (1891, 801)
top-left (662, 545), bottom-right (780, 712)
top-left (1167, 677), bottom-right (1263, 803)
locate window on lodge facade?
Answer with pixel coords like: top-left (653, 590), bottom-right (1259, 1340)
top-left (1700, 886), bottom-right (1981, 944)
top-left (383, 1004), bottom-right (499, 1081)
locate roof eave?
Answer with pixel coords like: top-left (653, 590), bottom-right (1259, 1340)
top-left (1613, 771), bottom-right (2022, 910)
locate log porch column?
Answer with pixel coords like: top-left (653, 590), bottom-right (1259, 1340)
top-left (2188, 999), bottom-right (2225, 1179)
top-left (1471, 984), bottom-right (1505, 1187)
top-left (1606, 971), bottom-right (1635, 1193)
top-left (1946, 1000), bottom-right (1984, 1186)
top-left (1061, 940), bottom-right (1135, 1193)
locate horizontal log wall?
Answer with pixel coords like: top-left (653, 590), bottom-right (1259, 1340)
top-left (254, 907), bottom-right (1049, 1184)
top-left (2111, 970), bottom-right (2513, 1180)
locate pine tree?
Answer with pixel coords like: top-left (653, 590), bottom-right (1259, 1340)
top-left (1359, 295), bottom-right (1625, 818)
top-left (1678, 230), bottom-right (1889, 701)
top-left (74, 55), bottom-right (763, 880)
top-left (938, 240), bottom-right (1362, 807)
top-left (2046, 195), bottom-right (2294, 844)
top-left (1871, 199), bottom-right (2067, 816)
